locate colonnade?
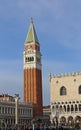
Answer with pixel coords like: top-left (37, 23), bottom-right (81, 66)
top-left (51, 100), bottom-right (81, 124)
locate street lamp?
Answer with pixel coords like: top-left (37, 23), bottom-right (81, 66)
top-left (14, 94), bottom-right (20, 126)
top-left (31, 118), bottom-right (35, 130)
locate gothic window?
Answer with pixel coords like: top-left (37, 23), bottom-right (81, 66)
top-left (60, 86), bottom-right (66, 96)
top-left (78, 85), bottom-right (81, 94)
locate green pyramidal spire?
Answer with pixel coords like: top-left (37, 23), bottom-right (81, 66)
top-left (25, 18), bottom-right (39, 44)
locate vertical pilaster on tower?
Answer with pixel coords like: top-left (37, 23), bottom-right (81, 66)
top-left (23, 18), bottom-right (43, 117)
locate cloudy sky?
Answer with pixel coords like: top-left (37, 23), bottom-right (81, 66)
top-left (0, 0), bottom-right (81, 105)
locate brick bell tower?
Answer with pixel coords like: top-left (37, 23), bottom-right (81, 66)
top-left (23, 18), bottom-right (43, 116)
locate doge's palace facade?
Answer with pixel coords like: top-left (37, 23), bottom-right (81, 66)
top-left (50, 72), bottom-right (81, 125)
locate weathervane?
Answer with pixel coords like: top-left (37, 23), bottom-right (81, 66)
top-left (30, 17), bottom-right (33, 24)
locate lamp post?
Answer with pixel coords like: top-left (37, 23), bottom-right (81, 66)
top-left (14, 94), bottom-right (20, 126)
top-left (31, 119), bottom-right (35, 130)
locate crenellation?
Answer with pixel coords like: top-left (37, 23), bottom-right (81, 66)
top-left (50, 71), bottom-right (81, 78)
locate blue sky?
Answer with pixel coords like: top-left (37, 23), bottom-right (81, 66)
top-left (0, 0), bottom-right (81, 105)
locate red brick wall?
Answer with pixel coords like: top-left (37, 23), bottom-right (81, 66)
top-left (24, 68), bottom-right (43, 116)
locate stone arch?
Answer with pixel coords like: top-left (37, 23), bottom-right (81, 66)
top-left (28, 57), bottom-right (30, 62)
top-left (71, 104), bottom-right (74, 112)
top-left (59, 105), bottom-right (62, 113)
top-left (75, 104), bottom-right (78, 111)
top-left (31, 56), bottom-right (34, 61)
top-left (53, 116), bottom-right (58, 126)
top-left (63, 105), bottom-right (66, 112)
top-left (67, 105), bottom-right (70, 112)
top-left (52, 106), bottom-right (55, 112)
top-left (60, 116), bottom-right (66, 124)
top-left (75, 116), bottom-right (81, 122)
top-left (30, 57), bottom-right (32, 61)
top-left (68, 116), bottom-right (74, 124)
top-left (79, 104), bottom-right (81, 111)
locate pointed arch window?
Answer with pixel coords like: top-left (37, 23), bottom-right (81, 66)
top-left (60, 86), bottom-right (67, 96)
top-left (78, 85), bottom-right (81, 94)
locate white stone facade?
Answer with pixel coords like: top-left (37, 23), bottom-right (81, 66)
top-left (0, 100), bottom-right (33, 127)
top-left (50, 72), bottom-right (81, 124)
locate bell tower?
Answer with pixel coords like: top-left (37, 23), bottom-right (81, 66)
top-left (23, 18), bottom-right (43, 116)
